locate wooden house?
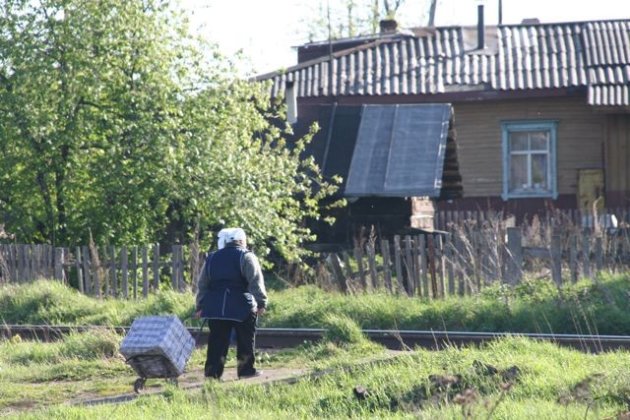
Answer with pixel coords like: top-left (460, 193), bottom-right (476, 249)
top-left (257, 8), bottom-right (630, 240)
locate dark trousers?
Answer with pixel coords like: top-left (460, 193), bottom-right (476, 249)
top-left (205, 313), bottom-right (257, 378)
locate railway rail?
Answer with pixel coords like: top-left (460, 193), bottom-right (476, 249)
top-left (1, 324), bottom-right (629, 352)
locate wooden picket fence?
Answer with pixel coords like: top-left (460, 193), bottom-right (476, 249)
top-left (1, 210), bottom-right (629, 300)
top-left (316, 225), bottom-right (630, 297)
top-left (0, 244), bottom-right (204, 299)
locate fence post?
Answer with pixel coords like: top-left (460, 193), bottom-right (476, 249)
top-left (445, 235), bottom-right (455, 296)
top-left (121, 246), bottom-right (129, 299)
top-left (595, 236), bottom-right (603, 273)
top-left (171, 245), bottom-right (179, 291)
top-left (153, 243), bottom-right (160, 291)
top-left (132, 246), bottom-right (138, 300)
top-left (366, 242), bottom-right (378, 290)
top-left (403, 236), bottom-right (414, 296)
top-left (53, 248), bottom-right (64, 282)
top-left (109, 246), bottom-right (118, 297)
top-left (327, 253), bottom-right (348, 293)
top-left (569, 234), bottom-right (579, 283)
top-left (103, 246), bottom-right (110, 297)
top-left (341, 252), bottom-right (354, 285)
top-left (582, 230), bottom-right (592, 280)
top-left (551, 232), bottom-right (562, 287)
top-left (393, 236), bottom-right (405, 294)
top-left (142, 246), bottom-right (149, 298)
top-left (417, 235), bottom-right (427, 298)
top-left (381, 239), bottom-right (392, 292)
top-left (427, 235), bottom-right (438, 299)
top-left (17, 245), bottom-right (25, 282)
top-left (75, 247), bottom-right (83, 293)
top-left (81, 245), bottom-right (91, 295)
top-left (353, 246), bottom-right (367, 291)
top-left (506, 227), bottom-right (522, 285)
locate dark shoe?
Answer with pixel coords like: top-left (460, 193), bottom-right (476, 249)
top-left (238, 370), bottom-right (262, 379)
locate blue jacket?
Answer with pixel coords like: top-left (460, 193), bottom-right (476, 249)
top-left (198, 246), bottom-right (257, 321)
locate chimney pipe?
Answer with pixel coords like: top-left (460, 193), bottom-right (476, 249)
top-left (498, 0), bottom-right (503, 25)
top-left (477, 4), bottom-right (485, 50)
top-left (379, 19), bottom-right (398, 34)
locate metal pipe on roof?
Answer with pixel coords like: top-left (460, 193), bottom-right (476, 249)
top-left (477, 4), bottom-right (485, 50)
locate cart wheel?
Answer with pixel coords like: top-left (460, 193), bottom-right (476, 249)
top-left (134, 378), bottom-right (146, 393)
top-left (166, 378), bottom-right (179, 387)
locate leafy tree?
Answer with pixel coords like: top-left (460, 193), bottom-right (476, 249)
top-left (0, 0), bottom-right (339, 265)
top-left (302, 0), bottom-right (429, 42)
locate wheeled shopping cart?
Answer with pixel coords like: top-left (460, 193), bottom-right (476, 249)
top-left (120, 315), bottom-right (195, 393)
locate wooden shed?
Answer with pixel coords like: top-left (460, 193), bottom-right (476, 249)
top-left (293, 103), bottom-right (462, 245)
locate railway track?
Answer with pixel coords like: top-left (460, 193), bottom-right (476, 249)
top-left (2, 324), bottom-right (629, 352)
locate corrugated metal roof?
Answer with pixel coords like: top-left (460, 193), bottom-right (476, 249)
top-left (258, 20), bottom-right (630, 107)
top-left (345, 104), bottom-right (451, 197)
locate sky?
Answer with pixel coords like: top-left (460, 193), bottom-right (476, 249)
top-left (184, 0), bottom-right (630, 75)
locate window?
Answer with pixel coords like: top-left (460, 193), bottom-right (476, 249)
top-left (501, 121), bottom-right (557, 200)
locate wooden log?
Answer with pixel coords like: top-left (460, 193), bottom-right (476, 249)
top-left (551, 233), bottom-right (562, 288)
top-left (153, 243), bottom-right (160, 291)
top-left (142, 246), bottom-right (149, 298)
top-left (393, 236), bottom-right (405, 294)
top-left (381, 239), bottom-right (393, 292)
top-left (121, 246), bottom-right (129, 299)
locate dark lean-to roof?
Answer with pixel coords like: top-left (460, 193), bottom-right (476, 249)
top-left (345, 104), bottom-right (451, 197)
top-left (256, 19), bottom-right (630, 107)
top-left (300, 103), bottom-right (462, 199)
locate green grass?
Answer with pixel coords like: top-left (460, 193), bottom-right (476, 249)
top-left (0, 321), bottom-right (389, 414)
top-left (2, 271), bottom-right (628, 418)
top-left (1, 273), bottom-right (629, 336)
top-left (6, 337), bottom-right (629, 419)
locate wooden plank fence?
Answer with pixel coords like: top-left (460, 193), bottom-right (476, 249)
top-left (317, 226), bottom-right (630, 298)
top-left (0, 244), bottom-right (206, 298)
top-left (1, 219), bottom-right (629, 301)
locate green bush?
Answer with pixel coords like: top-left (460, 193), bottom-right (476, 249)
top-left (321, 314), bottom-right (366, 345)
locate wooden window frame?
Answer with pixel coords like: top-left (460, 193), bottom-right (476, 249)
top-left (501, 120), bottom-right (558, 200)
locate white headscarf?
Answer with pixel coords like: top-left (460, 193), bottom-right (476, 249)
top-left (217, 227), bottom-right (247, 249)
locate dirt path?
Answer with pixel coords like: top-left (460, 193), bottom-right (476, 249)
top-left (71, 366), bottom-right (310, 406)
